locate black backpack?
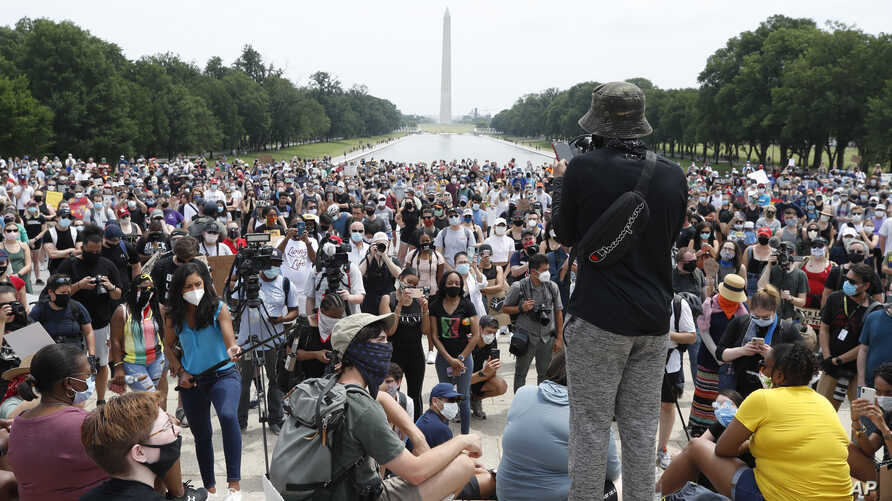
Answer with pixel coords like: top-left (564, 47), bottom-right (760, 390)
top-left (672, 292), bottom-right (702, 352)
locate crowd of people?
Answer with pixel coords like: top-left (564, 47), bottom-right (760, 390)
top-left (0, 83), bottom-right (889, 500)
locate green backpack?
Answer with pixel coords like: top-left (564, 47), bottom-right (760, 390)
top-left (269, 376), bottom-right (368, 500)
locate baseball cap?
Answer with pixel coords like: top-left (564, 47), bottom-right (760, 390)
top-left (104, 224), bottom-right (124, 239)
top-left (430, 382), bottom-right (464, 401)
top-left (757, 227), bottom-right (772, 237)
top-left (170, 229), bottom-right (187, 238)
top-left (840, 226), bottom-right (857, 238)
top-left (150, 208), bottom-right (164, 219)
top-left (743, 221), bottom-right (755, 230)
top-left (462, 208), bottom-right (473, 217)
top-left (330, 313), bottom-right (396, 354)
top-left (493, 217), bottom-right (507, 226)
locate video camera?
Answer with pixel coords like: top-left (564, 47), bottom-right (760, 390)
top-left (552, 134), bottom-right (604, 161)
top-left (318, 236), bottom-right (351, 293)
top-left (235, 233), bottom-right (278, 276)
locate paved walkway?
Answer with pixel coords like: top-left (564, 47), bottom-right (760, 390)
top-left (27, 262), bottom-right (856, 500)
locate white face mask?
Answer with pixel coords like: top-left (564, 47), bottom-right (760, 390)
top-left (811, 247), bottom-right (826, 258)
top-left (482, 333), bottom-right (496, 345)
top-left (538, 270), bottom-right (551, 282)
top-left (877, 396), bottom-right (892, 412)
top-left (440, 401), bottom-right (459, 421)
top-left (318, 310), bottom-right (340, 342)
top-left (527, 220), bottom-right (537, 228)
top-left (183, 288), bottom-right (204, 306)
top-left (204, 233), bottom-right (218, 244)
top-left (494, 226), bottom-right (506, 236)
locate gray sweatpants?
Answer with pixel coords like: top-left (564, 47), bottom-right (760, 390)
top-left (564, 315), bottom-right (667, 501)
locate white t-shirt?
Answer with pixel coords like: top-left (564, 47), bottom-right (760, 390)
top-left (237, 275), bottom-right (300, 348)
top-left (667, 298), bottom-right (695, 373)
top-left (282, 237), bottom-right (319, 316)
top-left (484, 234), bottom-right (515, 264)
top-left (303, 262), bottom-right (365, 315)
top-left (435, 226), bottom-right (476, 267)
top-left (879, 218), bottom-right (892, 257)
top-left (199, 241), bottom-right (233, 256)
top-left (348, 242), bottom-right (369, 267)
top-left (462, 273), bottom-right (488, 318)
top-left (204, 188), bottom-right (225, 202)
top-left (183, 202), bottom-right (200, 224)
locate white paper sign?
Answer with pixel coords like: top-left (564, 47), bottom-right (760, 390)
top-left (747, 170), bottom-right (771, 186)
top-left (4, 323), bottom-right (56, 359)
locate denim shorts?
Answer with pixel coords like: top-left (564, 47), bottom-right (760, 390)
top-left (731, 467), bottom-right (764, 501)
top-left (123, 353), bottom-right (167, 392)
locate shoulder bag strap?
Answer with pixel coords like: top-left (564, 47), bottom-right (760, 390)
top-left (633, 151), bottom-right (658, 198)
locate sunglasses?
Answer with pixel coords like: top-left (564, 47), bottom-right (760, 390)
top-left (422, 216), bottom-right (434, 220)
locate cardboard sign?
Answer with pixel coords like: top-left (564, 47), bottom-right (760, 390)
top-left (4, 323), bottom-right (55, 359)
top-left (208, 255), bottom-right (236, 296)
top-left (795, 307), bottom-right (822, 330)
top-left (45, 190), bottom-right (63, 210)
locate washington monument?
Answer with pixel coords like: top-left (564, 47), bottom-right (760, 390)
top-left (440, 8), bottom-right (451, 124)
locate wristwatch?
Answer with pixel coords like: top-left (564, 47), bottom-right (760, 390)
top-left (457, 355), bottom-right (465, 362)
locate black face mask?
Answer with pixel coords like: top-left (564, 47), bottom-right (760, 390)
top-left (138, 435), bottom-right (182, 477)
top-left (420, 242), bottom-right (433, 250)
top-left (0, 265), bottom-right (7, 275)
top-left (682, 261), bottom-right (698, 273)
top-left (757, 236), bottom-right (770, 246)
top-left (53, 293), bottom-right (70, 307)
top-left (82, 252), bottom-right (100, 266)
top-left (512, 220), bottom-right (523, 227)
top-left (848, 253), bottom-right (865, 264)
top-left (444, 286), bottom-right (462, 298)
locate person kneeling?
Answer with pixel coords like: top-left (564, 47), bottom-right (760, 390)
top-left (80, 391), bottom-right (207, 501)
top-left (470, 315), bottom-right (508, 419)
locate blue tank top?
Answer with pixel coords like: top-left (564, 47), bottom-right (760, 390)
top-left (179, 301), bottom-right (233, 375)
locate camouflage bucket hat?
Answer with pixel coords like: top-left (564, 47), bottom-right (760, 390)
top-left (578, 81), bottom-right (652, 138)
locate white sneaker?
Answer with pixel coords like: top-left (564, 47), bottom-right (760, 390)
top-left (426, 351), bottom-right (436, 364)
top-left (223, 488), bottom-right (241, 501)
top-left (657, 448), bottom-right (671, 469)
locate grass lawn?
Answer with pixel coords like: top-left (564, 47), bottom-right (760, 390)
top-left (230, 132), bottom-right (407, 163)
top-left (499, 135), bottom-right (554, 151)
top-left (418, 122), bottom-right (476, 134)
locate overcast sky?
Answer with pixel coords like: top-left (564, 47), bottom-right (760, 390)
top-left (4, 1), bottom-right (890, 118)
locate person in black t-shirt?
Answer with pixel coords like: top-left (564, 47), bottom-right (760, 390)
top-left (28, 274), bottom-right (94, 351)
top-left (22, 201), bottom-right (47, 285)
top-left (134, 219), bottom-right (171, 263)
top-left (101, 224), bottom-right (141, 297)
top-left (80, 391), bottom-right (207, 501)
top-left (379, 267), bottom-right (427, 419)
top-left (817, 263), bottom-right (878, 411)
top-left (551, 82), bottom-right (687, 500)
top-left (57, 224), bottom-right (123, 406)
top-left (427, 270), bottom-right (481, 435)
top-left (150, 237), bottom-right (210, 307)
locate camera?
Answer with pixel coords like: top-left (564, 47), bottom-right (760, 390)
top-left (775, 241), bottom-right (794, 269)
top-left (236, 233), bottom-right (276, 276)
top-left (93, 276), bottom-right (107, 295)
top-left (318, 238), bottom-right (351, 293)
top-left (534, 306), bottom-right (552, 326)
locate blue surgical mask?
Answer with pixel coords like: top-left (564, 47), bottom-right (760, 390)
top-left (712, 402), bottom-right (737, 427)
top-left (843, 280), bottom-right (859, 297)
top-left (59, 218), bottom-right (71, 229)
top-left (350, 232), bottom-right (363, 243)
top-left (700, 232), bottom-right (711, 240)
top-left (751, 315), bottom-right (775, 328)
top-left (262, 267), bottom-right (279, 279)
top-left (456, 263), bottom-right (470, 275)
top-left (71, 376), bottom-right (95, 405)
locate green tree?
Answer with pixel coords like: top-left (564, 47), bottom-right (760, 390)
top-left (0, 75), bottom-right (53, 154)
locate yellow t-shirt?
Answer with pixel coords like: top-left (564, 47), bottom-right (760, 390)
top-left (735, 386), bottom-right (851, 500)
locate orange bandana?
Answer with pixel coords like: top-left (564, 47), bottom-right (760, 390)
top-left (716, 294), bottom-right (740, 319)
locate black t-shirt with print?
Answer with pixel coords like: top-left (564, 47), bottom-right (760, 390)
top-left (134, 232), bottom-right (171, 258)
top-left (387, 293), bottom-right (423, 349)
top-left (81, 477), bottom-right (165, 501)
top-left (428, 296), bottom-right (477, 358)
top-left (821, 291), bottom-right (870, 375)
top-left (43, 227), bottom-right (77, 274)
top-left (56, 255), bottom-right (122, 329)
top-left (22, 214), bottom-right (45, 240)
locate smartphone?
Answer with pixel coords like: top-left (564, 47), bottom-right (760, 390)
top-left (407, 288), bottom-right (423, 299)
top-left (552, 141), bottom-right (577, 162)
top-left (861, 386), bottom-right (877, 402)
top-left (490, 348), bottom-right (500, 360)
top-left (752, 337), bottom-right (764, 345)
top-left (294, 221), bottom-right (305, 238)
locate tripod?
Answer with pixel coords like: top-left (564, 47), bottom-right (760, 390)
top-left (226, 266), bottom-right (286, 477)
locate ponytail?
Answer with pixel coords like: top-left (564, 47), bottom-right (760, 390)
top-left (750, 285), bottom-right (780, 312)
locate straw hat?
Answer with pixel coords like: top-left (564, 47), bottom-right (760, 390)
top-left (2, 354), bottom-right (33, 381)
top-left (718, 274), bottom-right (747, 303)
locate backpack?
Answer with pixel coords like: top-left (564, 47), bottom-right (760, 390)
top-left (269, 376), bottom-right (370, 500)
